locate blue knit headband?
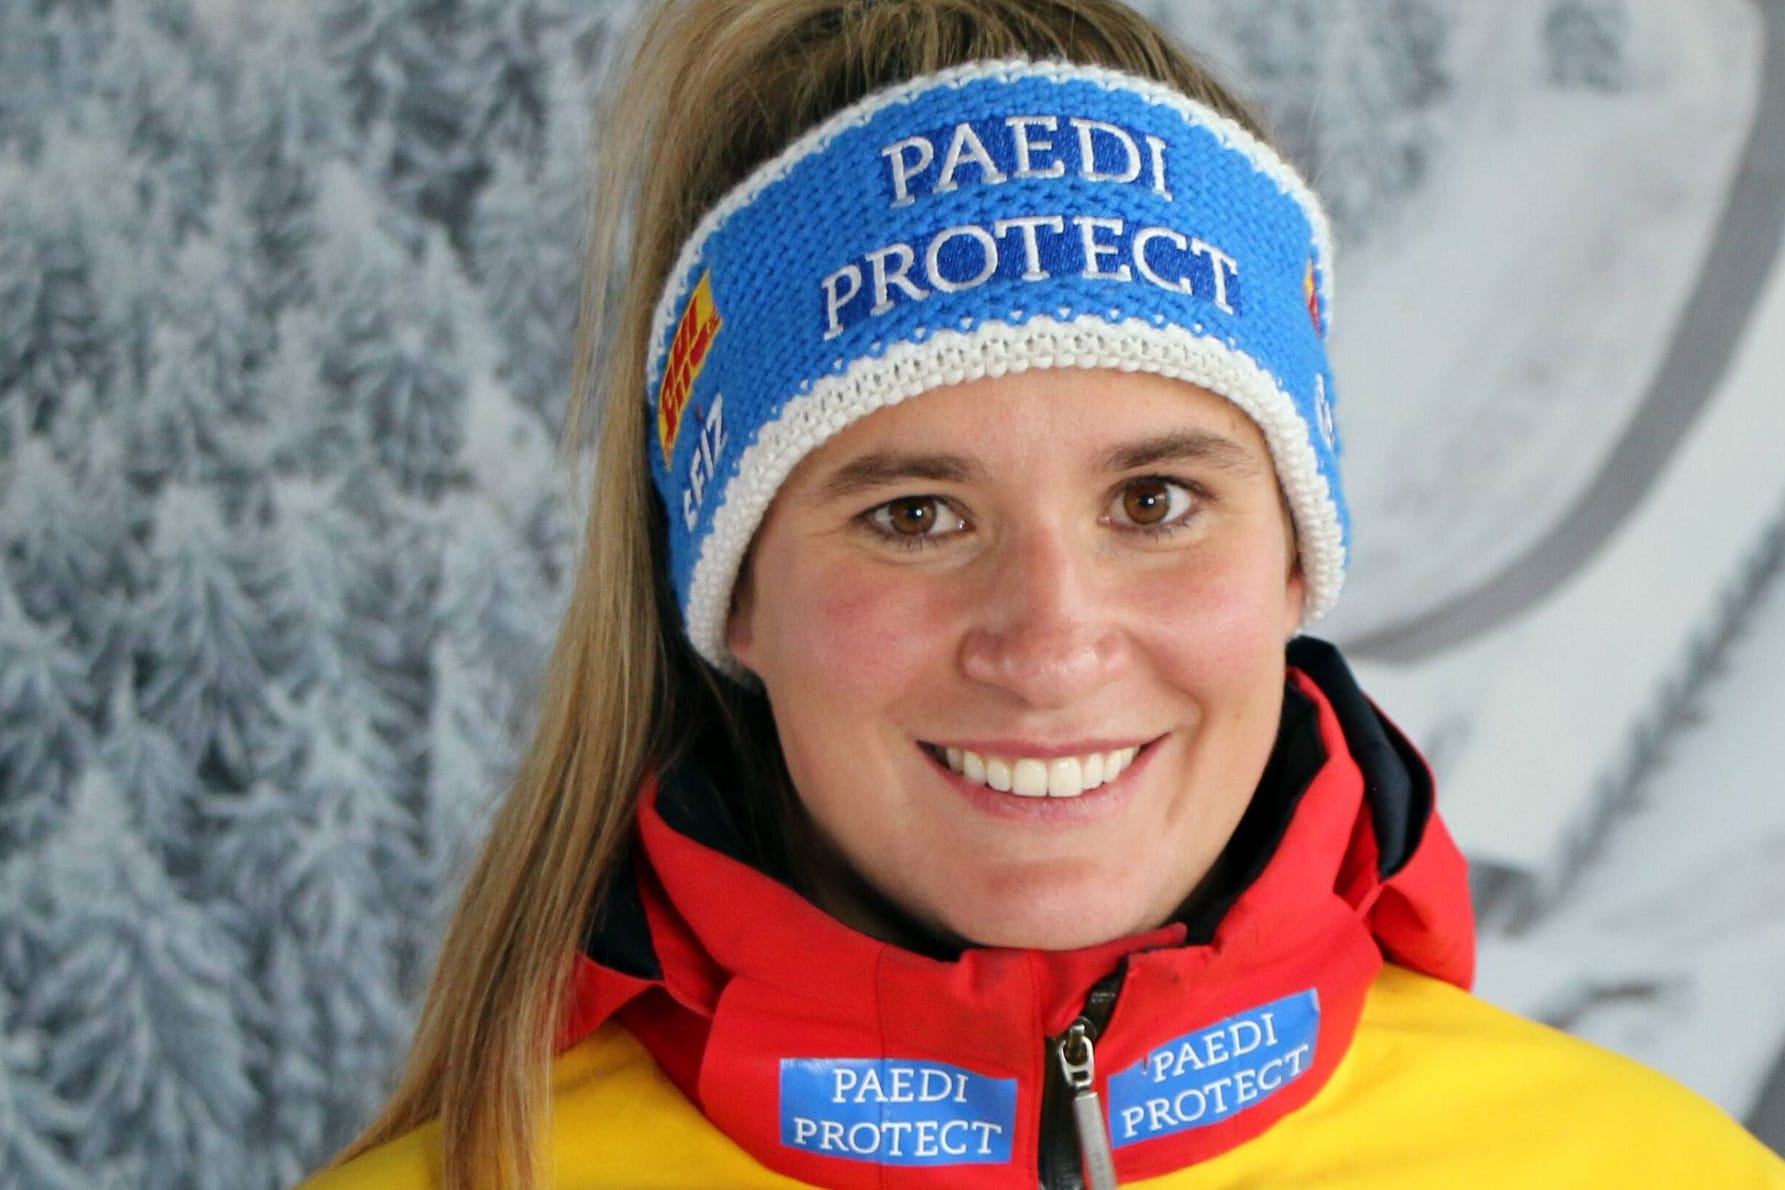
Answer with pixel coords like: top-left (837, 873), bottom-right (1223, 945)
top-left (646, 60), bottom-right (1347, 673)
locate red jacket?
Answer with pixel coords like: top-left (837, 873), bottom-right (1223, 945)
top-left (310, 642), bottom-right (1784, 1187)
top-left (559, 639), bottom-right (1475, 1187)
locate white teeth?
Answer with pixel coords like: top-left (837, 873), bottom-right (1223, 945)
top-left (1011, 759), bottom-right (1049, 797)
top-left (941, 745), bottom-right (1145, 798)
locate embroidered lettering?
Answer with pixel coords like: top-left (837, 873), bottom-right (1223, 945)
top-left (1133, 226), bottom-right (1191, 294)
top-left (1071, 117), bottom-right (1143, 185)
top-left (1146, 134), bottom-right (1172, 201)
top-left (925, 224), bottom-right (1000, 293)
top-left (1190, 236), bottom-right (1240, 315)
top-left (876, 113), bottom-right (1170, 208)
top-left (680, 393), bottom-right (727, 531)
top-left (1106, 990), bottom-right (1319, 1148)
top-left (935, 122), bottom-right (1008, 193)
top-left (993, 214), bottom-right (1066, 280)
top-left (866, 242), bottom-right (928, 315)
top-left (818, 216), bottom-right (1242, 335)
top-left (781, 1058), bottom-right (1016, 1167)
top-left (1073, 215), bottom-right (1131, 282)
top-left (882, 136), bottom-right (936, 208)
top-left (821, 264), bottom-right (862, 340)
top-left (1315, 373), bottom-right (1336, 449)
top-left (1005, 116), bottom-right (1066, 180)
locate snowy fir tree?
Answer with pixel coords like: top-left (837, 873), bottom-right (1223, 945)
top-left (1545, 0), bottom-right (1632, 92)
top-left (0, 2), bottom-right (1466, 1184)
top-left (0, 0), bottom-right (583, 1180)
top-left (0, 978), bottom-right (86, 1189)
top-left (99, 668), bottom-right (203, 891)
top-left (0, 189), bottom-right (115, 445)
top-left (22, 770), bottom-right (257, 1189)
top-left (131, 486), bottom-right (279, 790)
top-left (0, 582), bottom-right (94, 853)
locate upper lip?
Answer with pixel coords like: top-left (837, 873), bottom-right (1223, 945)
top-left (920, 736), bottom-right (1160, 759)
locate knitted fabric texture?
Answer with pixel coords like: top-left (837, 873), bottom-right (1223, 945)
top-left (646, 59), bottom-right (1346, 673)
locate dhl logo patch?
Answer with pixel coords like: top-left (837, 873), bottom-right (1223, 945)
top-left (658, 272), bottom-right (723, 465)
top-left (1304, 260), bottom-right (1323, 336)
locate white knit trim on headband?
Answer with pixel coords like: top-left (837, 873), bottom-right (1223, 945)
top-left (687, 315), bottom-right (1346, 674)
top-left (644, 57), bottom-right (1337, 395)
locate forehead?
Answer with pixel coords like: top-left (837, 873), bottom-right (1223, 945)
top-left (785, 367), bottom-right (1273, 493)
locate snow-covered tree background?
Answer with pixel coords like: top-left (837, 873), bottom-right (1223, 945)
top-left (0, 0), bottom-right (1779, 1184)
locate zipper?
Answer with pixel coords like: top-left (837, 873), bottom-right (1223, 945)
top-left (1038, 970), bottom-right (1124, 1190)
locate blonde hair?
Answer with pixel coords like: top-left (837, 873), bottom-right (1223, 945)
top-left (333, 2), bottom-right (1272, 1185)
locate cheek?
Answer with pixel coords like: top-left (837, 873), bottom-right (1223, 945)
top-left (754, 555), bottom-right (951, 701)
top-left (1126, 548), bottom-right (1295, 680)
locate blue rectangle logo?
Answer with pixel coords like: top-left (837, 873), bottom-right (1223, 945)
top-left (779, 1057), bottom-right (1017, 1166)
top-left (1106, 990), bottom-right (1319, 1148)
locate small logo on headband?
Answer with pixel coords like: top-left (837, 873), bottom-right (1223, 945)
top-left (1304, 260), bottom-right (1323, 336)
top-left (658, 272), bottom-right (724, 466)
top-left (1315, 374), bottom-right (1336, 449)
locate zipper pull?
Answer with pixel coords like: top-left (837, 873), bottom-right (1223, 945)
top-left (1057, 1020), bottom-right (1120, 1190)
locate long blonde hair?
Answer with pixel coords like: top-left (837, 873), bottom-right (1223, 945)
top-left (334, 2), bottom-right (1272, 1185)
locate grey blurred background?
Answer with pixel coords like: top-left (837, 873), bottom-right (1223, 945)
top-left (0, 0), bottom-right (1778, 1185)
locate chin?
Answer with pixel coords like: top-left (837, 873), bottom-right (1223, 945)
top-left (954, 913), bottom-right (1150, 953)
top-left (934, 876), bottom-right (1167, 953)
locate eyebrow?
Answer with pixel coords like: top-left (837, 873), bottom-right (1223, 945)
top-left (810, 428), bottom-right (1263, 504)
top-left (1099, 429), bottom-right (1265, 476)
top-left (813, 451), bottom-right (984, 503)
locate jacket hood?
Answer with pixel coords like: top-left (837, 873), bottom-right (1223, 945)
top-left (564, 637), bottom-right (1473, 1186)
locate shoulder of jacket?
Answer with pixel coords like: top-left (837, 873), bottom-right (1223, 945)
top-left (297, 1122), bottom-right (440, 1190)
top-left (1338, 963), bottom-right (1785, 1183)
top-left (298, 1024), bottom-right (812, 1190)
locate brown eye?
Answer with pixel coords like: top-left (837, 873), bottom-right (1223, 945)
top-left (885, 497), bottom-right (938, 536)
top-left (866, 496), bottom-right (966, 543)
top-left (1124, 479), bottom-right (1172, 525)
top-left (1109, 478), bottom-right (1195, 530)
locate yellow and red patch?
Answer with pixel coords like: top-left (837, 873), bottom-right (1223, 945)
top-left (657, 272), bottom-right (723, 465)
top-left (1304, 259), bottom-right (1323, 336)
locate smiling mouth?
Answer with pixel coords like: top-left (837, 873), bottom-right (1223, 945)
top-left (920, 742), bottom-right (1149, 798)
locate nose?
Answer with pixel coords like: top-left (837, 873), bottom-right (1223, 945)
top-left (957, 524), bottom-right (1128, 707)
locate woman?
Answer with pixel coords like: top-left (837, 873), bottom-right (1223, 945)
top-left (311, 1), bottom-right (1785, 1186)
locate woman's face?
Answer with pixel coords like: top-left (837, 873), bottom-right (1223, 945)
top-left (727, 369), bottom-right (1304, 951)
